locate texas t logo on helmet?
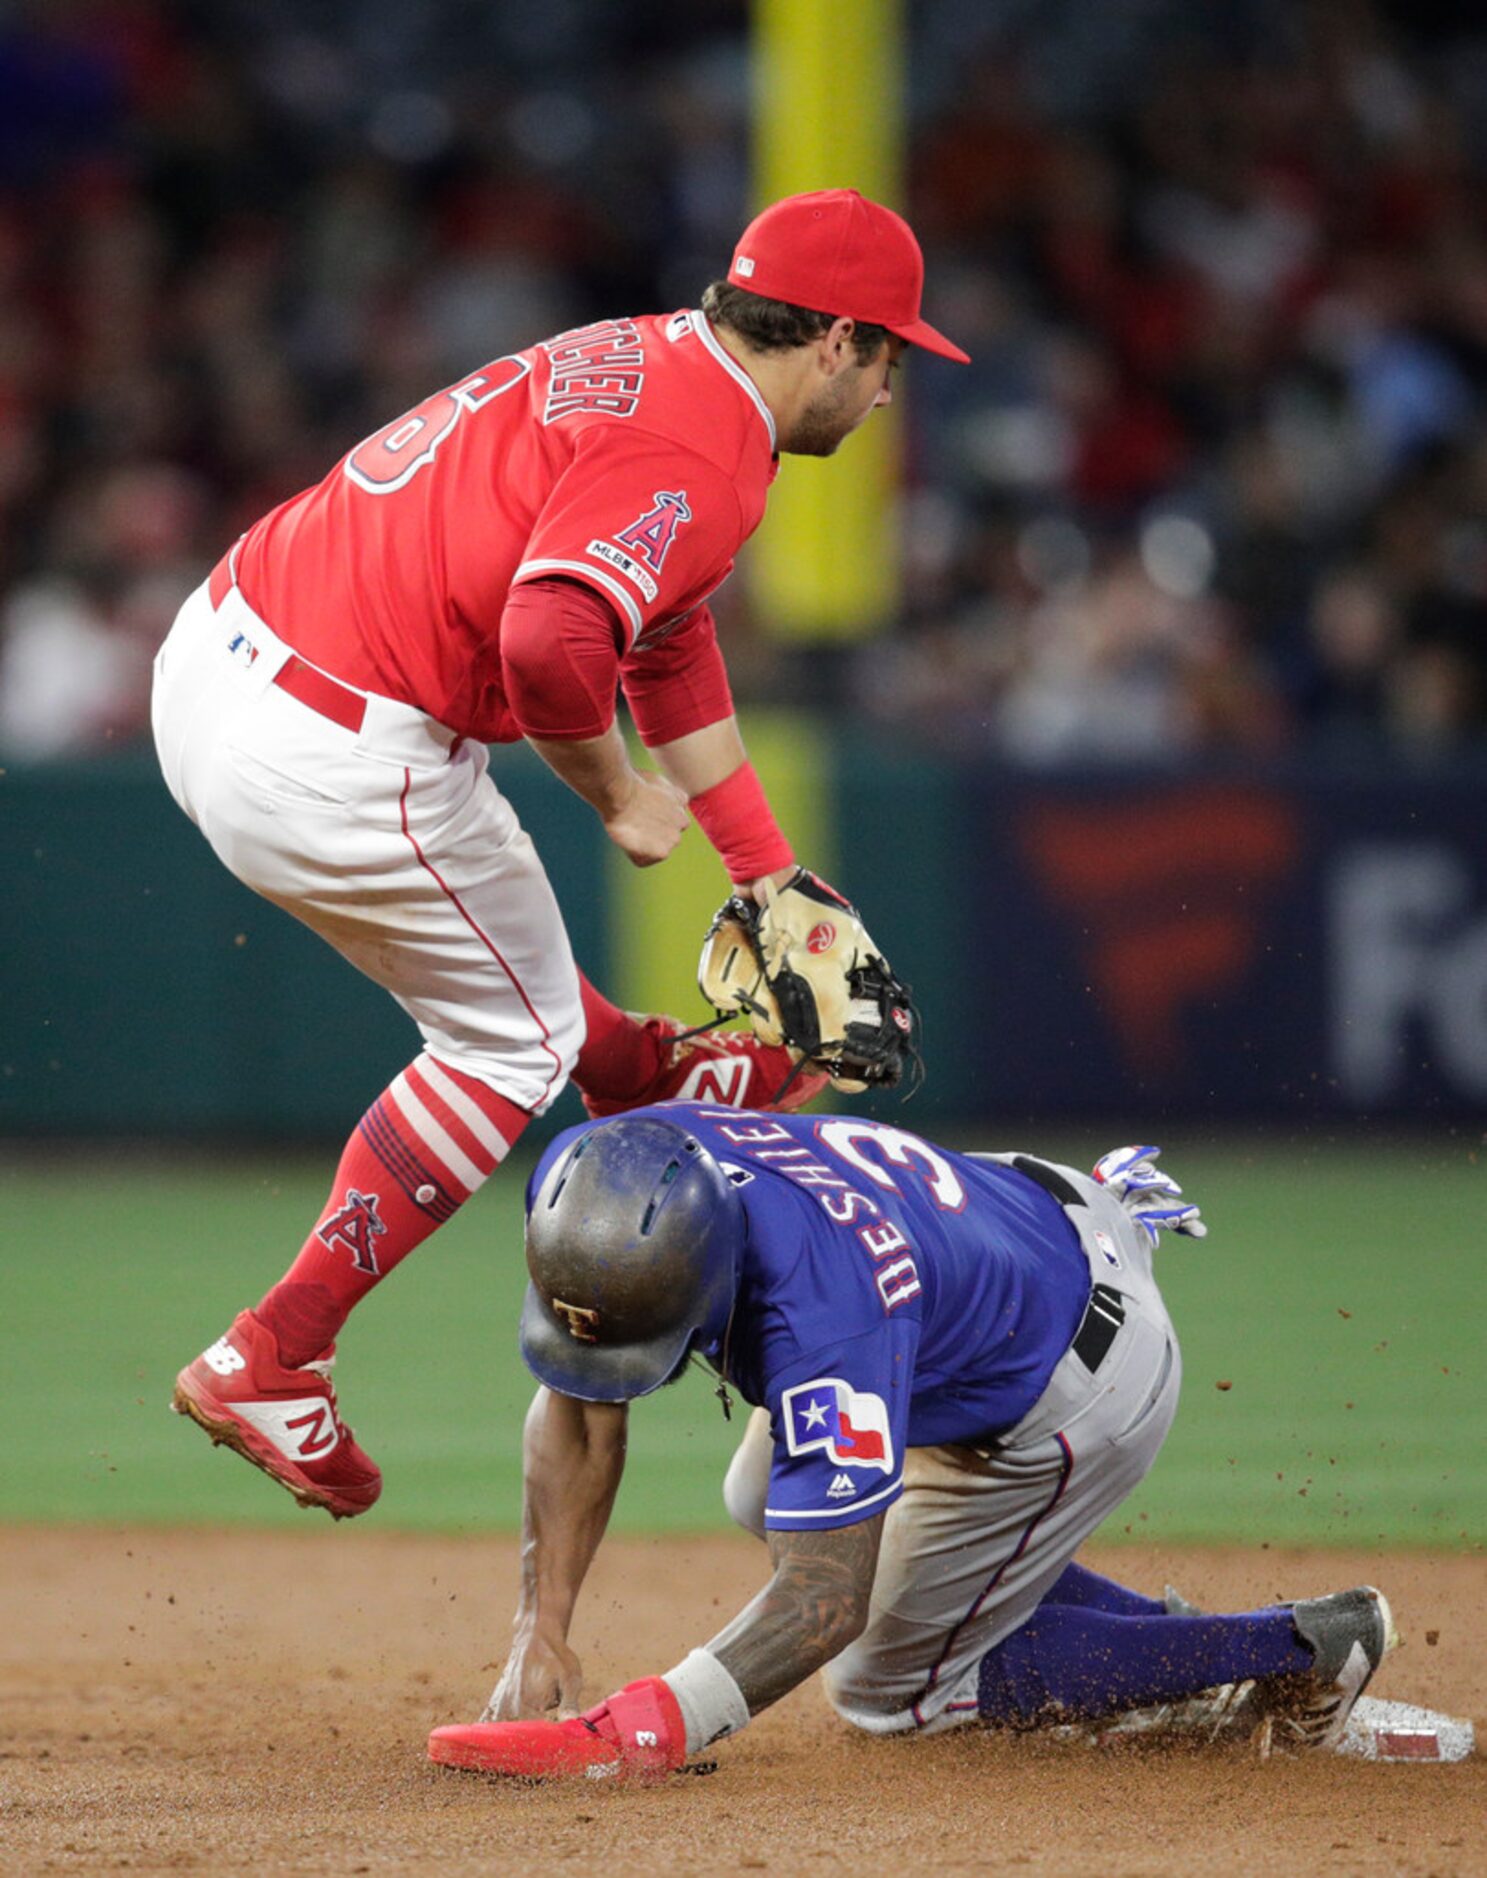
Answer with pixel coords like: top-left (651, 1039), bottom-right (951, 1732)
top-left (552, 1299), bottom-right (600, 1343)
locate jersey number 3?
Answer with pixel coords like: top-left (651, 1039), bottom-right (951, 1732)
top-left (816, 1120), bottom-right (967, 1212)
top-left (344, 356), bottom-right (532, 494)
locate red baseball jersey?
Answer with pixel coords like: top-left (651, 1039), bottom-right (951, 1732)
top-left (234, 309), bottom-right (779, 741)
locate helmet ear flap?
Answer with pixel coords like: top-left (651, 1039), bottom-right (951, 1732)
top-left (521, 1118), bottom-right (744, 1401)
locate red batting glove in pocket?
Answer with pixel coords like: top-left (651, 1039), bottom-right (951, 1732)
top-left (428, 1676), bottom-right (686, 1781)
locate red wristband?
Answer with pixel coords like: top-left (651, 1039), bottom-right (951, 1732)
top-left (689, 761), bottom-right (794, 884)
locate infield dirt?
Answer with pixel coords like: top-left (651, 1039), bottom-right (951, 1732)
top-left (1, 1527), bottom-right (1480, 1876)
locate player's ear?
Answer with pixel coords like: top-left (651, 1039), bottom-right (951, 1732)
top-left (817, 316), bottom-right (857, 376)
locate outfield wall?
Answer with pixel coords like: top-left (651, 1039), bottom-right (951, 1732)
top-left (4, 736), bottom-right (1485, 1137)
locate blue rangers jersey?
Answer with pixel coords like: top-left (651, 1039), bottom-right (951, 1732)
top-left (530, 1104), bottom-right (1093, 1533)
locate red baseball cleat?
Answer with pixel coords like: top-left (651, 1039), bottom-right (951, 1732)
top-left (429, 1677), bottom-right (687, 1781)
top-left (429, 1718), bottom-right (620, 1779)
top-left (581, 1016), bottom-right (829, 1119)
top-left (171, 1309), bottom-right (381, 1519)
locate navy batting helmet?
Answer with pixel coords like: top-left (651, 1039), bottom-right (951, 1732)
top-left (519, 1117), bottom-right (745, 1401)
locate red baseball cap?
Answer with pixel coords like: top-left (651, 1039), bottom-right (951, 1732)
top-left (727, 188), bottom-right (970, 364)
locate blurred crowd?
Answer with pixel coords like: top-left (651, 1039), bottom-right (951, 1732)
top-left (1, 0), bottom-right (1485, 763)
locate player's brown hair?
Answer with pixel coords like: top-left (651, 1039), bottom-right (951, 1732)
top-left (701, 280), bottom-right (891, 365)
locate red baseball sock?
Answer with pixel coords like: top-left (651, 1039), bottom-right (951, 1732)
top-left (256, 1051), bottom-right (531, 1367)
top-left (570, 971), bottom-right (667, 1102)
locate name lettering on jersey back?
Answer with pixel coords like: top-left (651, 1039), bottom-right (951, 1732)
top-left (542, 319), bottom-right (645, 422)
top-left (697, 1115), bottom-right (923, 1313)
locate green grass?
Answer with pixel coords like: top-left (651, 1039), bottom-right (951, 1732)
top-left (2, 1139), bottom-right (1481, 1547)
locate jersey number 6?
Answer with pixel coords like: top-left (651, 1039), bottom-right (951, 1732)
top-left (344, 355), bottom-right (532, 494)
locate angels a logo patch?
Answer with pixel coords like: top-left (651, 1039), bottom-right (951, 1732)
top-left (613, 490), bottom-right (692, 574)
top-left (317, 1189), bottom-right (387, 1275)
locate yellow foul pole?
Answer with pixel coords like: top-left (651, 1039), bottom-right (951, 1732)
top-left (749, 0), bottom-right (905, 641)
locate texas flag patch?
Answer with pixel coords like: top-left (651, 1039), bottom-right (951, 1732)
top-left (782, 1379), bottom-right (894, 1475)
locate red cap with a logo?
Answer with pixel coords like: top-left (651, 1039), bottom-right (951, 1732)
top-left (727, 188), bottom-right (970, 364)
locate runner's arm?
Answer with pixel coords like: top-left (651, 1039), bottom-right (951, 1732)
top-left (703, 1514), bottom-right (885, 1716)
top-left (482, 1387), bottom-right (629, 1720)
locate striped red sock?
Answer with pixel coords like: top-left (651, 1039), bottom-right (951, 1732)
top-left (256, 1052), bottom-right (530, 1366)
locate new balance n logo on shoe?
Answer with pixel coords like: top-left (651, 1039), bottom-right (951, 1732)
top-left (317, 1189), bottom-right (387, 1274)
top-left (283, 1405), bottom-right (338, 1457)
top-left (236, 1397), bottom-right (343, 1460)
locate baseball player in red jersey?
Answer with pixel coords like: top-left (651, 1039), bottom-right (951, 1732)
top-left (153, 189), bottom-right (969, 1520)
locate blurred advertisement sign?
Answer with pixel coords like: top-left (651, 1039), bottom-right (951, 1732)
top-left (1331, 843), bottom-right (1487, 1103)
top-left (5, 755), bottom-right (1485, 1137)
top-left (1022, 785), bottom-right (1300, 1078)
top-left (958, 768), bottom-right (1487, 1120)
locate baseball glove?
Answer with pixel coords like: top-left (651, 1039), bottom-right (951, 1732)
top-left (697, 869), bottom-right (921, 1096)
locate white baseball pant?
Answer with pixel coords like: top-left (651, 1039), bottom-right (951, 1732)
top-left (722, 1158), bottom-right (1182, 1733)
top-left (150, 577), bottom-right (584, 1114)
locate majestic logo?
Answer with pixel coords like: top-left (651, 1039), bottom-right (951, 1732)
top-left (806, 922), bottom-right (836, 955)
top-left (614, 491), bottom-right (692, 575)
top-left (827, 1472), bottom-right (857, 1500)
top-left (552, 1298), bottom-right (600, 1342)
top-left (783, 1378), bottom-right (894, 1474)
top-left (317, 1189), bottom-right (387, 1275)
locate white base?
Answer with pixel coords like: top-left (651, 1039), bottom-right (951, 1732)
top-left (1335, 1695), bottom-right (1475, 1763)
top-left (1048, 1690), bottom-right (1475, 1762)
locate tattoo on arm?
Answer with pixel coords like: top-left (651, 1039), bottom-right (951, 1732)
top-left (708, 1515), bottom-right (883, 1717)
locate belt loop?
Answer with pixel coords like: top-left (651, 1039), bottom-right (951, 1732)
top-left (1072, 1282), bottom-right (1127, 1372)
top-left (1011, 1155), bottom-right (1087, 1210)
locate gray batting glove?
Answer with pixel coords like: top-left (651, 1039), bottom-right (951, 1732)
top-left (1092, 1144), bottom-right (1208, 1249)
